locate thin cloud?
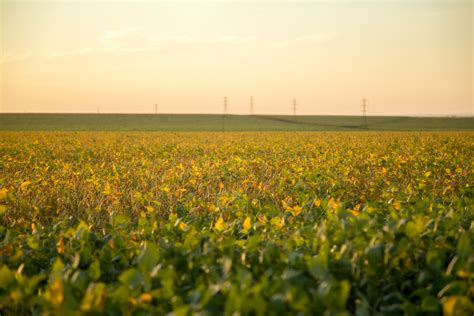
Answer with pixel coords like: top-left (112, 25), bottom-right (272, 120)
top-left (0, 51), bottom-right (31, 64)
top-left (47, 28), bottom-right (150, 60)
top-left (47, 48), bottom-right (94, 60)
top-left (46, 29), bottom-right (335, 60)
top-left (47, 28), bottom-right (258, 60)
top-left (272, 32), bottom-right (338, 48)
top-left (97, 28), bottom-right (139, 50)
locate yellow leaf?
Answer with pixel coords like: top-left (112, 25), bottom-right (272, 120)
top-left (145, 205), bottom-right (154, 213)
top-left (313, 198), bottom-right (321, 207)
top-left (351, 204), bottom-right (361, 216)
top-left (350, 210), bottom-right (360, 216)
top-left (102, 183), bottom-right (111, 195)
top-left (442, 296), bottom-right (470, 316)
top-left (214, 216), bottom-right (225, 232)
top-left (442, 298), bottom-right (456, 315)
top-left (51, 279), bottom-right (63, 291)
top-left (47, 279), bottom-right (64, 305)
top-left (257, 214), bottom-right (267, 224)
top-left (424, 171), bottom-right (432, 177)
top-left (178, 221), bottom-right (188, 231)
top-left (0, 188), bottom-right (8, 199)
top-left (290, 205), bottom-right (303, 217)
top-left (242, 216), bottom-right (251, 232)
top-left (392, 201), bottom-right (401, 211)
top-left (140, 293), bottom-right (153, 303)
top-left (271, 216), bottom-right (285, 230)
top-left (327, 198), bottom-right (339, 210)
top-left (456, 269), bottom-right (470, 278)
top-left (107, 239), bottom-right (115, 249)
top-left (366, 206), bottom-right (377, 214)
top-left (56, 238), bottom-right (65, 254)
top-left (219, 182), bottom-right (225, 190)
top-left (21, 181), bottom-right (32, 189)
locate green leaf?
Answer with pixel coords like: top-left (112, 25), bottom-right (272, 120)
top-left (405, 220), bottom-right (424, 239)
top-left (173, 305), bottom-right (190, 316)
top-left (109, 284), bottom-right (129, 303)
top-left (366, 244), bottom-right (384, 267)
top-left (80, 282), bottom-right (106, 311)
top-left (111, 213), bottom-right (129, 227)
top-left (456, 233), bottom-right (471, 257)
top-left (136, 242), bottom-right (159, 272)
top-left (309, 243), bottom-right (329, 279)
top-left (88, 260), bottom-right (101, 281)
top-left (317, 280), bottom-right (351, 310)
top-left (421, 296), bottom-right (440, 313)
top-left (0, 265), bottom-right (15, 289)
top-left (438, 281), bottom-right (468, 298)
top-left (49, 257), bottom-right (64, 280)
top-left (27, 234), bottom-right (40, 250)
top-left (246, 234), bottom-right (262, 251)
top-left (332, 280), bottom-right (351, 309)
top-left (74, 220), bottom-right (90, 240)
top-left (118, 268), bottom-right (142, 289)
top-left (309, 255), bottom-right (328, 280)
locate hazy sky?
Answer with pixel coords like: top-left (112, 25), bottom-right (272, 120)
top-left (0, 0), bottom-right (472, 115)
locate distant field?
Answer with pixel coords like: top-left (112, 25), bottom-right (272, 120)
top-left (1, 113), bottom-right (473, 131)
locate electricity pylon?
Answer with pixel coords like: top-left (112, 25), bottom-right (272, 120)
top-left (293, 99), bottom-right (297, 121)
top-left (250, 96), bottom-right (254, 115)
top-left (361, 98), bottom-right (368, 127)
top-left (222, 96), bottom-right (228, 132)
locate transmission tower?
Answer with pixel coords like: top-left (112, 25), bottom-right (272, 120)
top-left (293, 99), bottom-right (297, 120)
top-left (155, 103), bottom-right (158, 114)
top-left (222, 96), bottom-right (228, 132)
top-left (361, 98), bottom-right (368, 127)
top-left (250, 96), bottom-right (254, 115)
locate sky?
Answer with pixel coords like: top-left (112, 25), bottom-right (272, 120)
top-left (0, 0), bottom-right (472, 116)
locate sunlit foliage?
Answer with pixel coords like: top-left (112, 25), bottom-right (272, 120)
top-left (0, 132), bottom-right (472, 314)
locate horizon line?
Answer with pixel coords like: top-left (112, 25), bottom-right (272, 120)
top-left (1, 112), bottom-right (473, 118)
